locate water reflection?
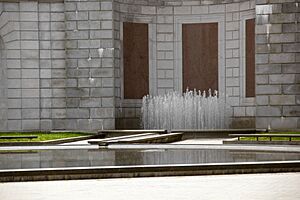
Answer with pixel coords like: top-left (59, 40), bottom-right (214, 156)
top-left (0, 149), bottom-right (299, 170)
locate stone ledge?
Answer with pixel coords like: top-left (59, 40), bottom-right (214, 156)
top-left (171, 129), bottom-right (267, 139)
top-left (0, 134), bottom-right (103, 146)
top-left (223, 140), bottom-right (300, 145)
top-left (0, 161), bottom-right (299, 182)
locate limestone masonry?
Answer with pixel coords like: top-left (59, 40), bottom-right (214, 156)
top-left (0, 0), bottom-right (298, 131)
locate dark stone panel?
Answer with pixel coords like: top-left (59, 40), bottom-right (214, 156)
top-left (123, 22), bottom-right (149, 99)
top-left (230, 118), bottom-right (256, 129)
top-left (182, 23), bottom-right (218, 92)
top-left (246, 18), bottom-right (255, 97)
top-left (116, 118), bottom-right (141, 130)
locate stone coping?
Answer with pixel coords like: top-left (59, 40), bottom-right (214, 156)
top-left (224, 140), bottom-right (300, 146)
top-left (99, 143), bottom-right (300, 153)
top-left (0, 134), bottom-right (102, 146)
top-left (98, 130), bottom-right (167, 133)
top-left (0, 130), bottom-right (98, 134)
top-left (97, 129), bottom-right (266, 139)
top-left (1, 143), bottom-right (300, 152)
top-left (171, 129), bottom-right (267, 133)
top-left (269, 129), bottom-right (300, 133)
top-left (88, 132), bottom-right (158, 144)
top-left (0, 160), bottom-right (299, 182)
top-left (98, 130), bottom-right (167, 138)
top-left (170, 129), bottom-right (267, 139)
top-left (93, 132), bottom-right (183, 146)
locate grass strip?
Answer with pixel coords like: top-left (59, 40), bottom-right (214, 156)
top-left (0, 132), bottom-right (92, 142)
top-left (240, 131), bottom-right (300, 141)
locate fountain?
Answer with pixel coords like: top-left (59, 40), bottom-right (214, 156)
top-left (141, 89), bottom-right (228, 130)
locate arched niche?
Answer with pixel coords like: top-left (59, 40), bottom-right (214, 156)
top-left (0, 36), bottom-right (7, 131)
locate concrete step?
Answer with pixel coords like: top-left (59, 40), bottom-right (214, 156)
top-left (97, 130), bottom-right (167, 138)
top-left (88, 132), bottom-right (158, 145)
top-left (92, 132), bottom-right (183, 146)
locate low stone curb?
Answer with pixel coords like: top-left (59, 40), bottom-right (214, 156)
top-left (0, 134), bottom-right (103, 146)
top-left (0, 161), bottom-right (299, 182)
top-left (97, 129), bottom-right (267, 139)
top-left (172, 129), bottom-right (267, 139)
top-left (223, 140), bottom-right (300, 145)
top-left (171, 129), bottom-right (267, 133)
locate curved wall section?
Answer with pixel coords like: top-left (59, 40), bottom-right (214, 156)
top-left (114, 0), bottom-right (256, 129)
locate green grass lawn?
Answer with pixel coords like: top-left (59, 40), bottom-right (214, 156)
top-left (0, 132), bottom-right (92, 142)
top-left (240, 132), bottom-right (300, 141)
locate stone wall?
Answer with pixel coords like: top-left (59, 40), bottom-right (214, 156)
top-left (114, 0), bottom-right (257, 129)
top-left (0, 1), bottom-right (67, 131)
top-left (255, 0), bottom-right (299, 129)
top-left (0, 35), bottom-right (7, 131)
top-left (39, 2), bottom-right (66, 130)
top-left (0, 0), bottom-right (116, 131)
top-left (64, 0), bottom-right (115, 130)
top-left (0, 0), bottom-right (298, 131)
top-left (113, 0), bottom-right (158, 129)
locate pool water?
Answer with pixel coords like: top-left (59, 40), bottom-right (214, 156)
top-left (0, 148), bottom-right (299, 170)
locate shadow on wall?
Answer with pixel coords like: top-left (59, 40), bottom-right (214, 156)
top-left (0, 36), bottom-right (7, 131)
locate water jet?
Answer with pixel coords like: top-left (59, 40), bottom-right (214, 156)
top-left (141, 90), bottom-right (228, 130)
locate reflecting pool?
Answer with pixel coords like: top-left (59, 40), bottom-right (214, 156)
top-left (0, 148), bottom-right (299, 170)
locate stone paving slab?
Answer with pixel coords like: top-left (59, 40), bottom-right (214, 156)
top-left (102, 144), bottom-right (300, 153)
top-left (0, 173), bottom-right (299, 200)
top-left (0, 161), bottom-right (300, 182)
top-left (1, 143), bottom-right (300, 153)
top-left (173, 138), bottom-right (226, 144)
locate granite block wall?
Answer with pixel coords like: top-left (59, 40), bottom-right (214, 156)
top-left (0, 1), bottom-right (67, 131)
top-left (0, 0), bottom-right (116, 131)
top-left (0, 2), bottom-right (41, 130)
top-left (255, 0), bottom-right (299, 129)
top-left (0, 0), bottom-right (298, 131)
top-left (64, 0), bottom-right (115, 130)
top-left (0, 34), bottom-right (7, 131)
top-left (39, 2), bottom-right (66, 130)
top-left (114, 0), bottom-right (257, 129)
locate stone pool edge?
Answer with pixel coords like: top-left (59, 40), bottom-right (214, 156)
top-left (0, 134), bottom-right (103, 146)
top-left (1, 161), bottom-right (299, 182)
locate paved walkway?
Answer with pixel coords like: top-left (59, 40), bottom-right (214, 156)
top-left (0, 173), bottom-right (299, 200)
top-left (173, 138), bottom-right (226, 144)
top-left (1, 143), bottom-right (300, 152)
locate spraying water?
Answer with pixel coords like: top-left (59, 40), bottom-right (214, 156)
top-left (141, 89), bottom-right (228, 130)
